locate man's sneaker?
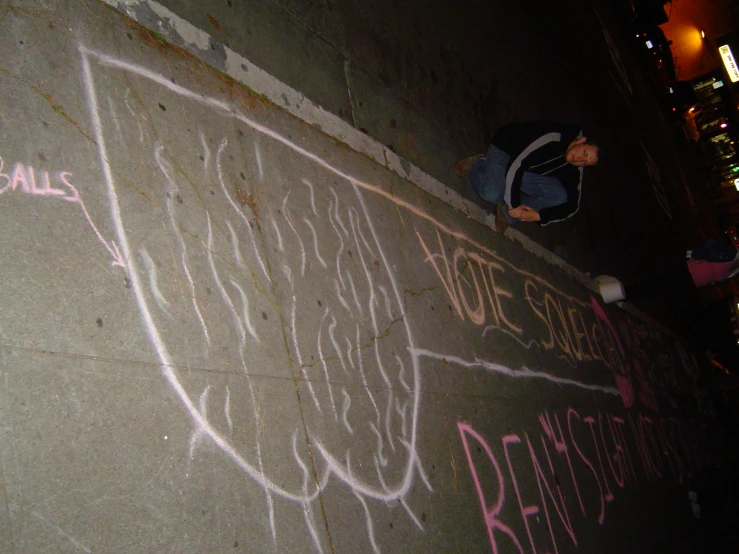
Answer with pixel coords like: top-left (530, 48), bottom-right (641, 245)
top-left (453, 154), bottom-right (481, 176)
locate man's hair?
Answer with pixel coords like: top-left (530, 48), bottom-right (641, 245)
top-left (584, 139), bottom-right (600, 165)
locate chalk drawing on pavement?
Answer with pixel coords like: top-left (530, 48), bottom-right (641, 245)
top-left (458, 408), bottom-right (721, 554)
top-left (77, 45), bottom-right (642, 551)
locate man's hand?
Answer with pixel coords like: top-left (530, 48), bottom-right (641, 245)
top-left (507, 205), bottom-right (540, 222)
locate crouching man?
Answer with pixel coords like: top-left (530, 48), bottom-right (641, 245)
top-left (455, 120), bottom-right (599, 230)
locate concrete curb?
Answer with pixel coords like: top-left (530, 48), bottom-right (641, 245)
top-left (103, 0), bottom-right (606, 300)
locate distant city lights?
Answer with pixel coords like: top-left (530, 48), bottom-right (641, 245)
top-left (720, 45), bottom-right (739, 82)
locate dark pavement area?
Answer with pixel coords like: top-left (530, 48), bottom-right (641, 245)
top-left (2, 0), bottom-right (739, 552)
top-left (165, 0), bottom-right (739, 361)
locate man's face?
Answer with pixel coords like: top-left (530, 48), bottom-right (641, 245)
top-left (566, 143), bottom-right (599, 167)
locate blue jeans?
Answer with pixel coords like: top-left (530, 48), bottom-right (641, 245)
top-left (469, 145), bottom-right (567, 222)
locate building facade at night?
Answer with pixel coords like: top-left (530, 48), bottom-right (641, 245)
top-left (658, 0), bottom-right (739, 227)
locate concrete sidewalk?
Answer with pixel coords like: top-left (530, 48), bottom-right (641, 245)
top-left (132, 0), bottom-right (739, 360)
top-left (0, 1), bottom-right (733, 552)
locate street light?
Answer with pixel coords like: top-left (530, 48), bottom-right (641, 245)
top-left (701, 29), bottom-right (706, 38)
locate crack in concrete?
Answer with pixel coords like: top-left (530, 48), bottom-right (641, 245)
top-left (343, 58), bottom-right (357, 129)
top-left (298, 314), bottom-right (406, 372)
top-left (402, 286), bottom-right (439, 314)
top-left (0, 66), bottom-right (94, 142)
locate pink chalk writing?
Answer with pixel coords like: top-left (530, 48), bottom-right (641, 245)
top-left (567, 408), bottom-right (606, 525)
top-left (459, 408), bottom-right (721, 553)
top-left (591, 296), bottom-right (633, 408)
top-left (583, 415), bottom-right (615, 502)
top-left (526, 432), bottom-right (577, 552)
top-left (539, 411), bottom-right (585, 518)
top-left (457, 423), bottom-right (526, 554)
top-left (503, 434), bottom-right (541, 553)
top-left (0, 158), bottom-right (125, 268)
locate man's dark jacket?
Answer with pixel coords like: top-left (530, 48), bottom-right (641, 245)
top-left (491, 120), bottom-right (584, 226)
